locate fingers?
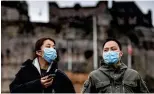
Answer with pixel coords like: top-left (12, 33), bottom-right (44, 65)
top-left (41, 78), bottom-right (52, 85)
top-left (44, 79), bottom-right (53, 88)
top-left (41, 75), bottom-right (54, 88)
top-left (41, 75), bottom-right (52, 81)
top-left (41, 75), bottom-right (48, 80)
top-left (41, 77), bottom-right (53, 87)
top-left (44, 77), bottom-right (52, 83)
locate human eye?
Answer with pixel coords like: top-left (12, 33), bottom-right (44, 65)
top-left (46, 46), bottom-right (50, 48)
top-left (104, 48), bottom-right (108, 52)
top-left (111, 47), bottom-right (117, 51)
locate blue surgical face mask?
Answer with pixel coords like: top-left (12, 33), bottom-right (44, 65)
top-left (103, 51), bottom-right (120, 64)
top-left (43, 48), bottom-right (57, 64)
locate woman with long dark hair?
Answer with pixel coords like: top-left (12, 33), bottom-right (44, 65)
top-left (10, 37), bottom-right (75, 93)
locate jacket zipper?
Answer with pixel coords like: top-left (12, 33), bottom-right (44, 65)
top-left (122, 81), bottom-right (124, 93)
top-left (110, 85), bottom-right (112, 93)
top-left (42, 89), bottom-right (44, 94)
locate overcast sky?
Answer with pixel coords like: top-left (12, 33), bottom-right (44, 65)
top-left (27, 0), bottom-right (154, 25)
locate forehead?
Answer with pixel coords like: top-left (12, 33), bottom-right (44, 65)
top-left (43, 39), bottom-right (55, 45)
top-left (103, 41), bottom-right (119, 48)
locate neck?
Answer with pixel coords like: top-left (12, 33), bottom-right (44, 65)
top-left (113, 61), bottom-right (121, 68)
top-left (38, 57), bottom-right (49, 70)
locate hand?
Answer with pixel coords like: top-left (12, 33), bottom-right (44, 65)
top-left (40, 75), bottom-right (53, 88)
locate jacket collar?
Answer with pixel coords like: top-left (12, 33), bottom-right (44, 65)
top-left (99, 61), bottom-right (127, 80)
top-left (32, 58), bottom-right (52, 75)
top-left (99, 61), bottom-right (127, 71)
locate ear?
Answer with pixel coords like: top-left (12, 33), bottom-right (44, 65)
top-left (36, 50), bottom-right (43, 57)
top-left (119, 51), bottom-right (123, 57)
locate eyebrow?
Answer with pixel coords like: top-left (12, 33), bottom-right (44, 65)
top-left (46, 44), bottom-right (55, 46)
top-left (104, 46), bottom-right (117, 49)
top-left (104, 47), bottom-right (109, 49)
top-left (111, 46), bottom-right (117, 48)
top-left (46, 44), bottom-right (51, 45)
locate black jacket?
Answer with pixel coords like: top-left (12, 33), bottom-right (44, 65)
top-left (82, 62), bottom-right (149, 93)
top-left (9, 59), bottom-right (75, 93)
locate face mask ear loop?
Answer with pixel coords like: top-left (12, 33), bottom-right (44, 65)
top-left (118, 51), bottom-right (122, 62)
top-left (37, 50), bottom-right (43, 57)
top-left (39, 50), bottom-right (45, 59)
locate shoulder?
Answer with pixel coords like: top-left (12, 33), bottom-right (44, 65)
top-left (56, 69), bottom-right (70, 79)
top-left (89, 69), bottom-right (99, 76)
top-left (16, 59), bottom-right (33, 76)
top-left (124, 68), bottom-right (140, 80)
top-left (125, 68), bottom-right (139, 75)
top-left (56, 69), bottom-right (66, 75)
top-left (55, 70), bottom-right (73, 85)
top-left (88, 69), bottom-right (102, 79)
top-left (21, 59), bottom-right (33, 68)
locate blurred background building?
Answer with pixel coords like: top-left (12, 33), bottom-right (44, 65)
top-left (1, 1), bottom-right (154, 93)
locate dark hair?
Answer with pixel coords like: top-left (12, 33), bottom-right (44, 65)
top-left (33, 38), bottom-right (58, 69)
top-left (34, 37), bottom-right (56, 58)
top-left (102, 38), bottom-right (122, 50)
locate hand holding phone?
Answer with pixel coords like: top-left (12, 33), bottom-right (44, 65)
top-left (41, 74), bottom-right (55, 88)
top-left (47, 74), bottom-right (56, 79)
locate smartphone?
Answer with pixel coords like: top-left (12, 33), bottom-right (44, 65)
top-left (47, 74), bottom-right (56, 79)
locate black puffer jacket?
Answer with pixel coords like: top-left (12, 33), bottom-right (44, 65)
top-left (82, 62), bottom-right (149, 93)
top-left (10, 59), bottom-right (75, 93)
